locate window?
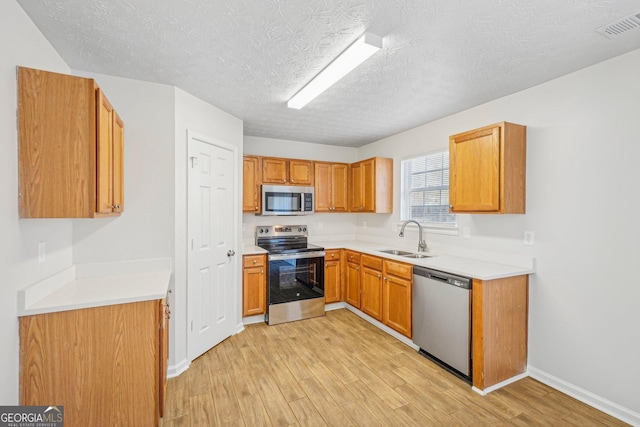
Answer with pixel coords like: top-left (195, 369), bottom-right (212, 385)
top-left (401, 150), bottom-right (456, 227)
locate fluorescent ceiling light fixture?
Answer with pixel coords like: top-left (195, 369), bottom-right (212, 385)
top-left (287, 32), bottom-right (383, 109)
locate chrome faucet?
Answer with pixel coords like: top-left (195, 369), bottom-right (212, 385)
top-left (399, 220), bottom-right (427, 252)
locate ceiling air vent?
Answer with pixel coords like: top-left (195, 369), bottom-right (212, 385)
top-left (596, 11), bottom-right (640, 39)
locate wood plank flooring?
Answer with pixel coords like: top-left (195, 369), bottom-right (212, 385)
top-left (161, 309), bottom-right (627, 426)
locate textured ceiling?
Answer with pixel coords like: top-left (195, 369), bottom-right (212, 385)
top-left (17, 0), bottom-right (640, 147)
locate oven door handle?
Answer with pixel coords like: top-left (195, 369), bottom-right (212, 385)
top-left (268, 251), bottom-right (326, 261)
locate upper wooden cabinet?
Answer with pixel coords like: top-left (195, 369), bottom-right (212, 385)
top-left (314, 162), bottom-right (349, 212)
top-left (349, 157), bottom-right (393, 213)
top-left (242, 156), bottom-right (261, 213)
top-left (449, 122), bottom-right (526, 214)
top-left (18, 67), bottom-right (124, 218)
top-left (262, 157), bottom-right (313, 185)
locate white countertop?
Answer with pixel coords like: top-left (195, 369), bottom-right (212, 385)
top-left (18, 258), bottom-right (172, 316)
top-left (311, 240), bottom-right (534, 280)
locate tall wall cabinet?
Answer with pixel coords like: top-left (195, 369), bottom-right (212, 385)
top-left (18, 67), bottom-right (124, 218)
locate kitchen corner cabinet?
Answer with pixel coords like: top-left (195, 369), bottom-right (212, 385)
top-left (349, 157), bottom-right (393, 213)
top-left (449, 122), bottom-right (526, 214)
top-left (324, 249), bottom-right (342, 303)
top-left (472, 275), bottom-right (528, 390)
top-left (243, 254), bottom-right (267, 316)
top-left (262, 157), bottom-right (313, 185)
top-left (314, 161), bottom-right (349, 212)
top-left (18, 66), bottom-right (124, 218)
top-left (20, 298), bottom-right (169, 427)
top-left (243, 156), bottom-right (261, 213)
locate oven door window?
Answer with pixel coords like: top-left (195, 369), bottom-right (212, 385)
top-left (269, 257), bottom-right (324, 304)
top-left (264, 191), bottom-right (302, 213)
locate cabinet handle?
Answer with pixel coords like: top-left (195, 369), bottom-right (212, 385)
top-left (255, 206), bottom-right (259, 211)
top-left (331, 254), bottom-right (335, 258)
top-left (377, 274), bottom-right (381, 278)
top-left (283, 179), bottom-right (286, 183)
top-left (253, 259), bottom-right (257, 264)
top-left (261, 269), bottom-right (264, 274)
top-left (112, 204), bottom-right (121, 210)
top-left (325, 264), bottom-right (328, 267)
top-left (290, 179), bottom-right (295, 183)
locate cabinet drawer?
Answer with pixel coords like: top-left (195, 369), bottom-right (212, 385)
top-left (244, 255), bottom-right (265, 268)
top-left (345, 251), bottom-right (361, 264)
top-left (384, 260), bottom-right (413, 280)
top-left (361, 254), bottom-right (383, 271)
top-left (325, 249), bottom-right (341, 260)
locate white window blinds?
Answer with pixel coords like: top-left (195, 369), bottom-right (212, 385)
top-left (401, 150), bottom-right (456, 227)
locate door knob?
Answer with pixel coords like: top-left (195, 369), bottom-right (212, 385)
top-left (227, 250), bottom-right (236, 257)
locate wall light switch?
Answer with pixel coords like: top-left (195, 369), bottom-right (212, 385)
top-left (524, 231), bottom-right (535, 246)
top-left (38, 241), bottom-right (46, 263)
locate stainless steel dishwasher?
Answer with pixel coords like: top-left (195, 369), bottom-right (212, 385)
top-left (413, 266), bottom-right (472, 382)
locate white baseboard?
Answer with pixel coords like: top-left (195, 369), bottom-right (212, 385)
top-left (242, 314), bottom-right (266, 325)
top-left (528, 366), bottom-right (640, 426)
top-left (167, 358), bottom-right (190, 379)
top-left (344, 305), bottom-right (418, 350)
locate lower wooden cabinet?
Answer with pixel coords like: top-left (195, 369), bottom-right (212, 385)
top-left (19, 298), bottom-right (169, 427)
top-left (472, 275), bottom-right (529, 390)
top-left (344, 251), bottom-right (361, 307)
top-left (324, 249), bottom-right (342, 303)
top-left (383, 260), bottom-right (413, 338)
top-left (243, 254), bottom-right (267, 316)
top-left (360, 254), bottom-right (383, 321)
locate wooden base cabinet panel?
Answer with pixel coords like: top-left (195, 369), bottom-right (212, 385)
top-left (472, 275), bottom-right (529, 390)
top-left (324, 249), bottom-right (342, 303)
top-left (345, 251), bottom-right (361, 308)
top-left (243, 255), bottom-right (266, 316)
top-left (360, 266), bottom-right (383, 321)
top-left (382, 260), bottom-right (413, 338)
top-left (20, 300), bottom-right (167, 427)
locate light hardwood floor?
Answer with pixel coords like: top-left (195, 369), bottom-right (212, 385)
top-left (162, 309), bottom-right (627, 426)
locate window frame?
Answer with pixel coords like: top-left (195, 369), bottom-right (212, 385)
top-left (400, 149), bottom-right (457, 232)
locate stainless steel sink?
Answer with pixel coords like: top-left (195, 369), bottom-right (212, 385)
top-left (377, 249), bottom-right (413, 256)
top-left (402, 253), bottom-right (433, 259)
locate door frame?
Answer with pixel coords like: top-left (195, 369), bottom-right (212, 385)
top-left (186, 129), bottom-right (239, 362)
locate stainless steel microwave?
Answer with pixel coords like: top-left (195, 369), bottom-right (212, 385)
top-left (261, 185), bottom-right (314, 215)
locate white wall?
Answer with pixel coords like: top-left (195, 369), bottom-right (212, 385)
top-left (0, 0), bottom-right (74, 405)
top-left (243, 136), bottom-right (360, 244)
top-left (174, 87), bottom-right (243, 371)
top-left (357, 49), bottom-right (640, 419)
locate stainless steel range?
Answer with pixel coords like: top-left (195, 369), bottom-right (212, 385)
top-left (256, 225), bottom-right (325, 325)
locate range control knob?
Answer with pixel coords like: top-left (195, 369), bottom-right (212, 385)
top-left (298, 227), bottom-right (302, 232)
top-left (259, 228), bottom-right (263, 234)
top-left (302, 227), bottom-right (307, 232)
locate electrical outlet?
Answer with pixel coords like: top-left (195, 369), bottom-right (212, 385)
top-left (38, 241), bottom-right (46, 263)
top-left (362, 221), bottom-right (367, 229)
top-left (523, 231), bottom-right (535, 246)
top-left (462, 226), bottom-right (471, 239)
top-left (317, 221), bottom-right (324, 230)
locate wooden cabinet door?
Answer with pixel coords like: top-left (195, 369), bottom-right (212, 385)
top-left (243, 255), bottom-right (266, 316)
top-left (112, 111), bottom-right (124, 213)
top-left (383, 274), bottom-right (412, 338)
top-left (345, 261), bottom-right (360, 308)
top-left (159, 298), bottom-right (170, 417)
top-left (243, 156), bottom-right (261, 212)
top-left (350, 161), bottom-right (364, 211)
top-left (324, 259), bottom-right (341, 303)
top-left (331, 163), bottom-right (349, 212)
top-left (450, 125), bottom-right (501, 212)
top-left (289, 159), bottom-right (313, 185)
top-left (314, 162), bottom-right (332, 212)
top-left (361, 158), bottom-right (376, 212)
top-left (361, 266), bottom-right (383, 321)
top-left (96, 88), bottom-right (115, 215)
top-left (262, 157), bottom-right (288, 184)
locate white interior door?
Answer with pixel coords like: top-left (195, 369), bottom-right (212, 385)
top-left (187, 130), bottom-right (237, 361)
